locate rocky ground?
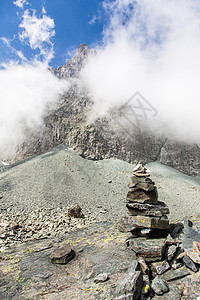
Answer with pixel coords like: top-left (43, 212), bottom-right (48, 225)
top-left (1, 145), bottom-right (200, 299)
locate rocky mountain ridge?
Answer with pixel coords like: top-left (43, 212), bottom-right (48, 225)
top-left (3, 43), bottom-right (200, 175)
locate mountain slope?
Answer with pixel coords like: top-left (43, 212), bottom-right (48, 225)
top-left (2, 44), bottom-right (200, 176)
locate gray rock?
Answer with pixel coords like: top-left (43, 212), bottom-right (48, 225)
top-left (68, 205), bottom-right (84, 218)
top-left (151, 261), bottom-right (170, 276)
top-left (126, 188), bottom-right (158, 204)
top-left (183, 219), bottom-right (200, 251)
top-left (127, 238), bottom-right (166, 262)
top-left (118, 215), bottom-right (169, 233)
top-left (114, 260), bottom-right (143, 300)
top-left (170, 223), bottom-right (184, 239)
top-left (94, 273), bottom-right (109, 283)
top-left (182, 255), bottom-right (198, 273)
top-left (162, 266), bottom-right (190, 281)
top-left (50, 244), bottom-right (75, 264)
top-left (126, 202), bottom-right (169, 217)
top-left (151, 276), bottom-right (169, 295)
top-left (138, 257), bottom-right (149, 275)
top-left (167, 245), bottom-right (178, 261)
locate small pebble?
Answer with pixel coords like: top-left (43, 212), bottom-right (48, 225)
top-left (94, 273), bottom-right (109, 283)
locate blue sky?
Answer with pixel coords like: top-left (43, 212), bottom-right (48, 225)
top-left (0, 0), bottom-right (109, 68)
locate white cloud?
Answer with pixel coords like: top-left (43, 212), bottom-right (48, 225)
top-left (0, 3), bottom-right (69, 156)
top-left (13, 0), bottom-right (28, 9)
top-left (19, 9), bottom-right (55, 62)
top-left (0, 62), bottom-right (69, 154)
top-left (0, 37), bottom-right (27, 62)
top-left (82, 0), bottom-right (200, 143)
top-left (89, 15), bottom-right (98, 25)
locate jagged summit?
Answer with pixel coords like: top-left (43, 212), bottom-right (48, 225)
top-left (52, 43), bottom-right (93, 79)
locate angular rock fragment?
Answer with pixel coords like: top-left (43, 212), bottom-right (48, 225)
top-left (170, 223), bottom-right (184, 239)
top-left (151, 276), bottom-right (169, 295)
top-left (128, 181), bottom-right (155, 192)
top-left (50, 244), bottom-right (75, 264)
top-left (193, 241), bottom-right (200, 255)
top-left (127, 238), bottom-right (166, 262)
top-left (126, 202), bottom-right (169, 217)
top-left (186, 250), bottom-right (200, 264)
top-left (151, 261), bottom-right (170, 276)
top-left (167, 245), bottom-right (178, 261)
top-left (114, 260), bottom-right (143, 300)
top-left (161, 266), bottom-right (190, 281)
top-left (68, 205), bottom-right (84, 218)
top-left (131, 176), bottom-right (154, 184)
top-left (182, 255), bottom-right (198, 272)
top-left (183, 219), bottom-right (200, 251)
top-left (138, 257), bottom-right (149, 275)
top-left (126, 189), bottom-right (158, 204)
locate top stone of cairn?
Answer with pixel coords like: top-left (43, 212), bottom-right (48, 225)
top-left (132, 164), bottom-right (150, 177)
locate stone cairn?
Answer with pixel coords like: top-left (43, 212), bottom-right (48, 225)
top-left (118, 163), bottom-right (170, 240)
top-left (115, 164), bottom-right (183, 298)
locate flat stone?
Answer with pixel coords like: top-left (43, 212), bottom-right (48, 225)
top-left (182, 255), bottom-right (198, 272)
top-left (114, 260), bottom-right (143, 300)
top-left (128, 181), bottom-right (155, 192)
top-left (133, 172), bottom-right (150, 177)
top-left (94, 273), bottom-right (109, 283)
top-left (126, 189), bottom-right (158, 204)
top-left (183, 219), bottom-right (200, 251)
top-left (193, 241), bottom-right (200, 254)
top-left (131, 176), bottom-right (154, 184)
top-left (50, 244), bottom-right (75, 264)
top-left (132, 164), bottom-right (148, 173)
top-left (127, 238), bottom-right (166, 262)
top-left (126, 202), bottom-right (169, 217)
top-left (151, 261), bottom-right (170, 276)
top-left (162, 266), bottom-right (190, 282)
top-left (186, 250), bottom-right (200, 264)
top-left (127, 227), bottom-right (168, 239)
top-left (118, 216), bottom-right (169, 233)
top-left (151, 276), bottom-right (169, 295)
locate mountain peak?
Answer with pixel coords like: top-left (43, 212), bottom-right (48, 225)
top-left (51, 43), bottom-right (93, 79)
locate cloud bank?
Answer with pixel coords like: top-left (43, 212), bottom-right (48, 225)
top-left (0, 2), bottom-right (68, 156)
top-left (82, 0), bottom-right (200, 143)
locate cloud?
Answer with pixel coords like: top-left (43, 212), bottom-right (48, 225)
top-left (14, 0), bottom-right (28, 9)
top-left (0, 62), bottom-right (68, 154)
top-left (0, 3), bottom-right (68, 157)
top-left (19, 9), bottom-right (55, 63)
top-left (0, 37), bottom-right (27, 63)
top-left (89, 15), bottom-right (98, 25)
top-left (82, 0), bottom-right (200, 143)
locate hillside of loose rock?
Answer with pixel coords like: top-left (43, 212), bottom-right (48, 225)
top-left (1, 146), bottom-right (200, 298)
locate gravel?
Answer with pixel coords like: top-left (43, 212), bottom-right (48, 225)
top-left (1, 144), bottom-right (200, 223)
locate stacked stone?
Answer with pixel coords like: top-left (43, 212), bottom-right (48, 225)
top-left (118, 164), bottom-right (170, 239)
